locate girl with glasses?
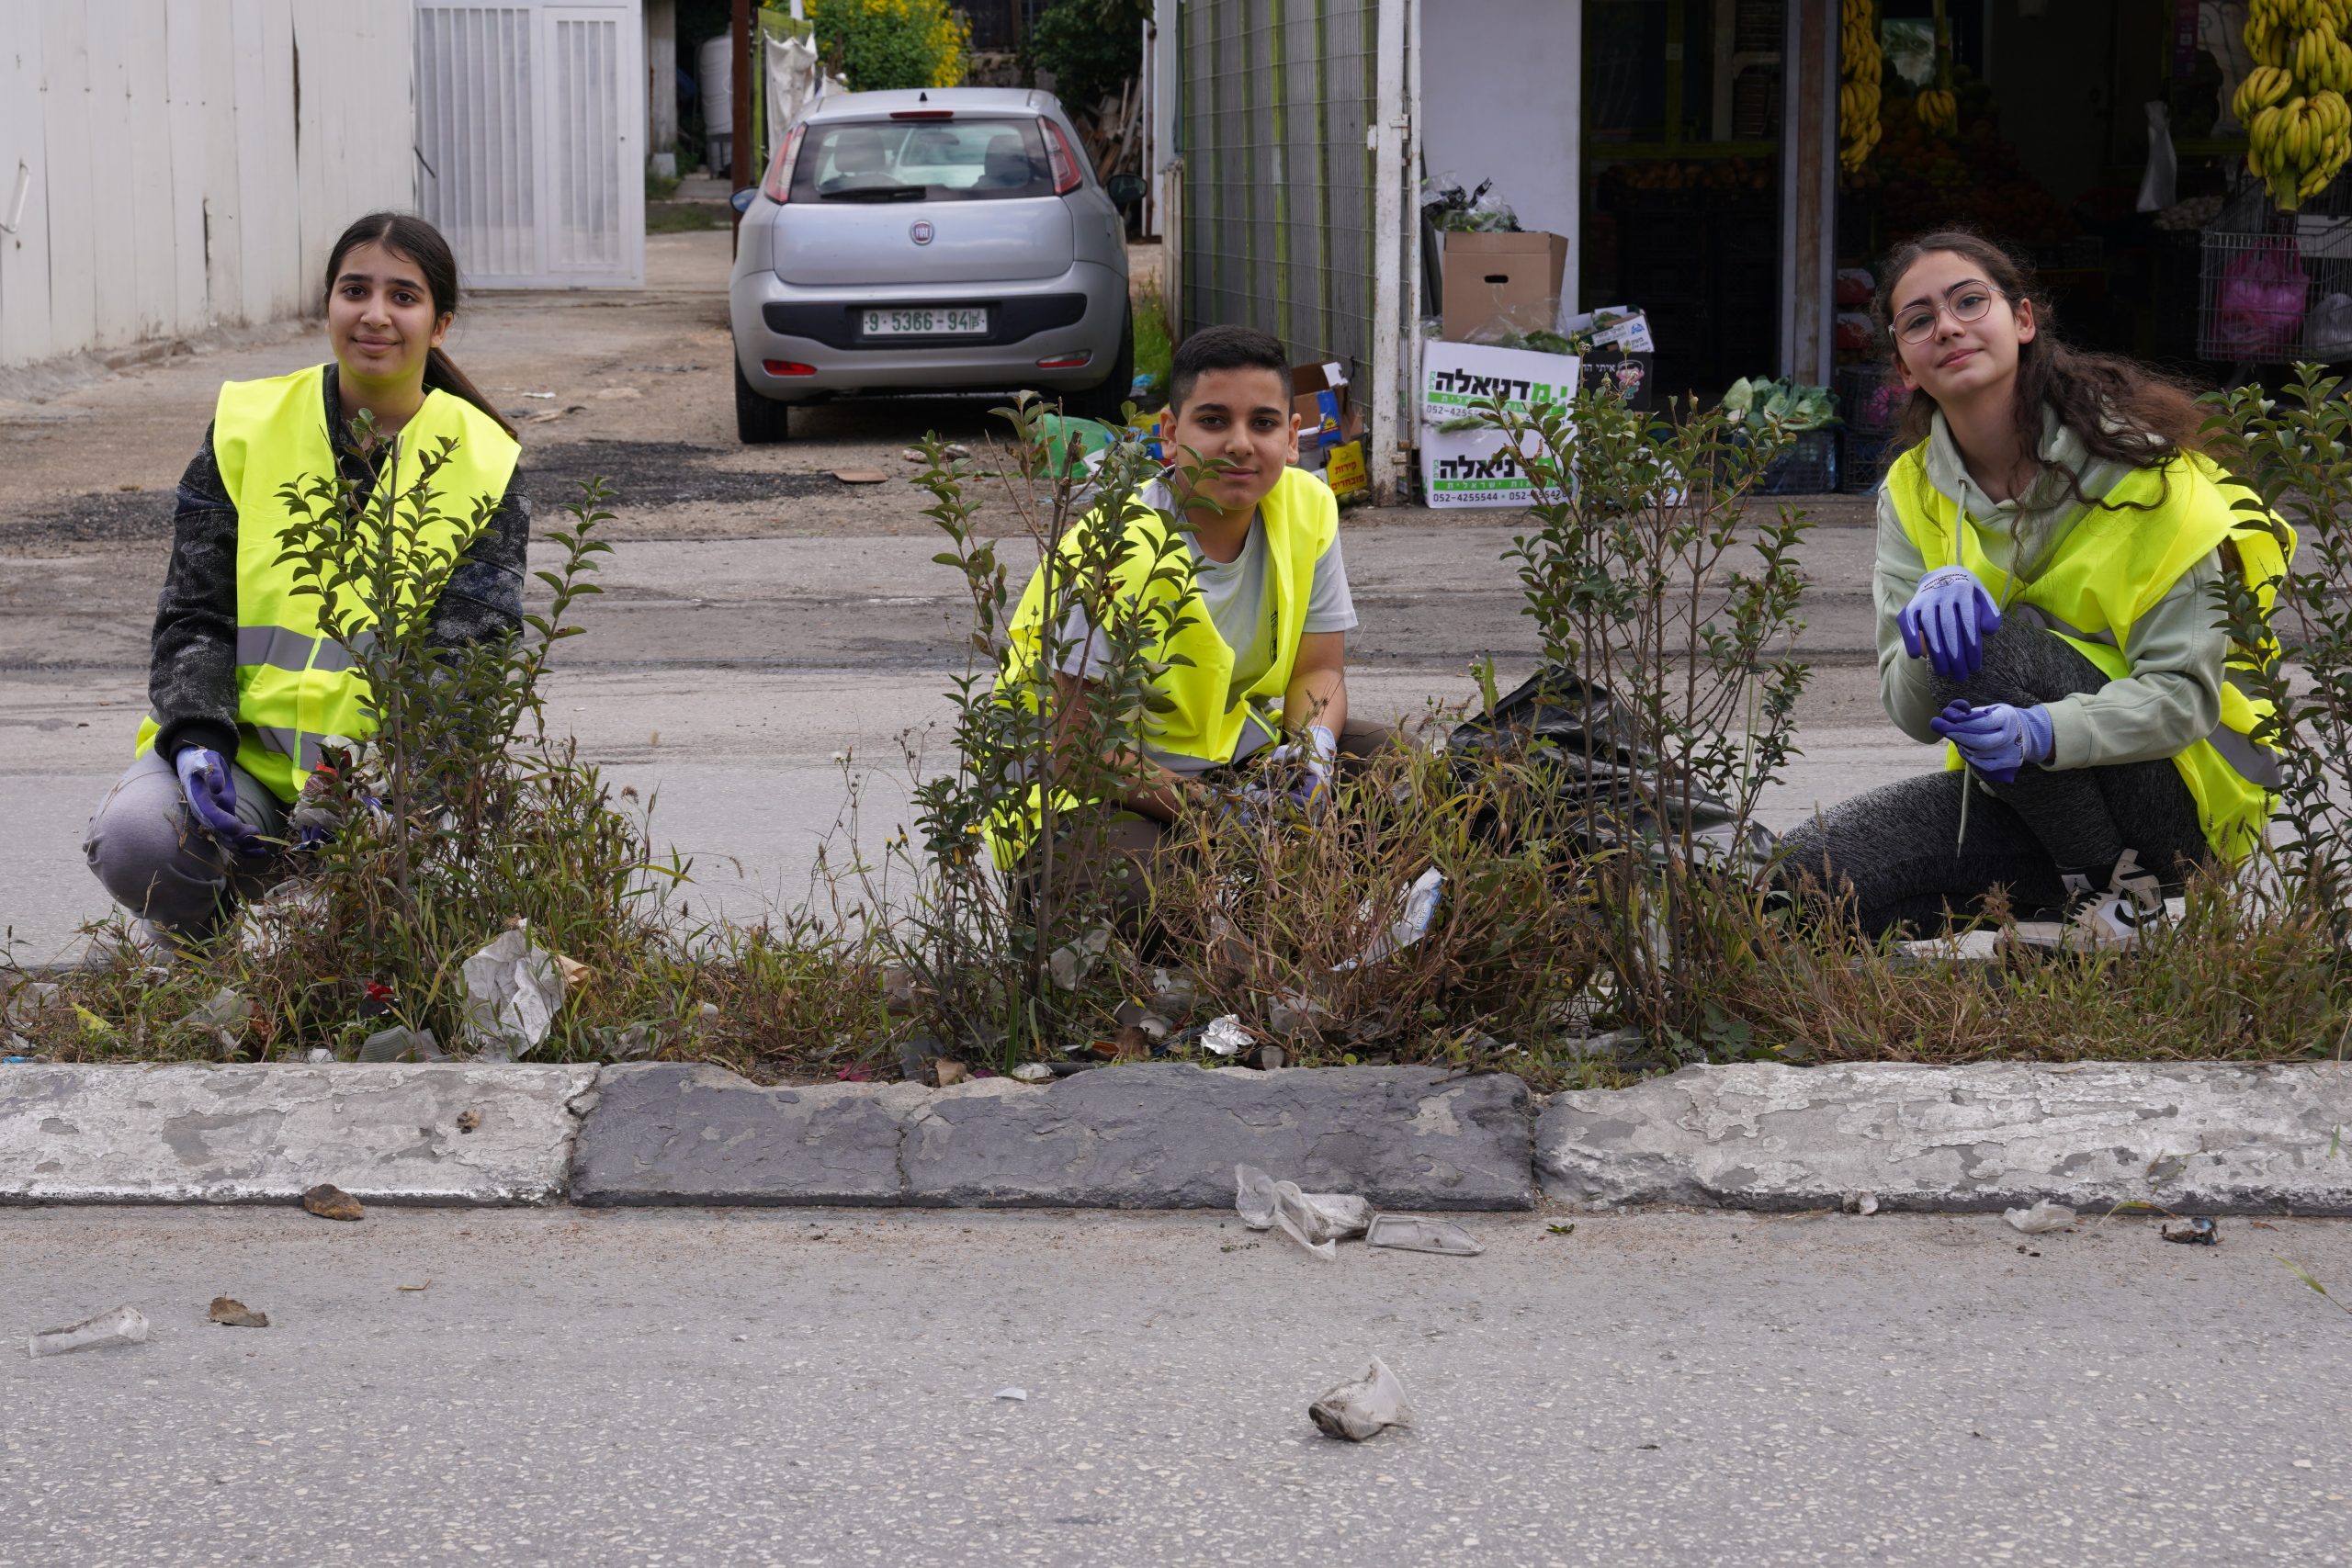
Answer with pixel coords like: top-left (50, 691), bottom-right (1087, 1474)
top-left (1777, 229), bottom-right (2291, 948)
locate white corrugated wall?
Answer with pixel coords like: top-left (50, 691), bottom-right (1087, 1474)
top-left (0, 0), bottom-right (418, 369)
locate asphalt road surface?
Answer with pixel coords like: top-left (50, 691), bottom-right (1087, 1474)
top-left (6, 1206), bottom-right (2350, 1567)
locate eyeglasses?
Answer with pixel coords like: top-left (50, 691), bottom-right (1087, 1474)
top-left (1894, 282), bottom-right (2008, 344)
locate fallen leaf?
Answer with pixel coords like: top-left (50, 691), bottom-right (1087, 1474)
top-left (553, 954), bottom-right (591, 989)
top-left (396, 1280), bottom-right (432, 1292)
top-left (831, 468), bottom-right (888, 484)
top-left (932, 1057), bottom-right (968, 1087)
top-left (208, 1296), bottom-right (269, 1328)
top-left (456, 1109), bottom-right (481, 1134)
top-left (301, 1183), bottom-right (364, 1223)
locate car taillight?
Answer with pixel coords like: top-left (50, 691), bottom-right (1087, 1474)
top-left (1041, 118), bottom-right (1083, 196)
top-left (762, 123), bottom-right (807, 204)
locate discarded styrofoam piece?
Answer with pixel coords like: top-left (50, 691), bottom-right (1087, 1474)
top-left (2005, 1200), bottom-right (2076, 1235)
top-left (458, 923), bottom-right (566, 1058)
top-left (1201, 1014), bottom-right (1252, 1057)
top-left (1309, 1356), bottom-right (1414, 1442)
top-left (1364, 1213), bottom-right (1485, 1256)
top-left (1010, 1063), bottom-right (1053, 1083)
top-left (1235, 1164), bottom-right (1374, 1259)
top-left (28, 1305), bottom-right (150, 1359)
top-left (1332, 868), bottom-right (1445, 973)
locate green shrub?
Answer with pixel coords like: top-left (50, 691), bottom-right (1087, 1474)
top-left (1023, 0), bottom-right (1137, 110)
top-left (809, 0), bottom-right (969, 91)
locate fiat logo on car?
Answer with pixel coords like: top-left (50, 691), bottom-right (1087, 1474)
top-left (910, 220), bottom-right (934, 245)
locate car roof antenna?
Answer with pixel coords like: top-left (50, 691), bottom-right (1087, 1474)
top-left (919, 90), bottom-right (928, 102)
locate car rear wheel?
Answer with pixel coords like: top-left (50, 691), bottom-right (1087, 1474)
top-left (1064, 308), bottom-right (1135, 424)
top-left (734, 354), bottom-right (792, 445)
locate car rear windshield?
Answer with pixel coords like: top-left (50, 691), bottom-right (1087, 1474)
top-left (793, 118), bottom-right (1056, 203)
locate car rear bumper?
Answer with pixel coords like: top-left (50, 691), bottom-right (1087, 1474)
top-left (729, 261), bottom-right (1128, 400)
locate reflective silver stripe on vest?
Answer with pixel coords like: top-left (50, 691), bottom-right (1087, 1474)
top-left (234, 625), bottom-right (377, 674)
top-left (2204, 720), bottom-right (2284, 789)
top-left (250, 725), bottom-right (327, 771)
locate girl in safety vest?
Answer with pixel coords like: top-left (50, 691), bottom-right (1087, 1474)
top-left (1778, 230), bottom-right (2289, 948)
top-left (84, 212), bottom-right (526, 946)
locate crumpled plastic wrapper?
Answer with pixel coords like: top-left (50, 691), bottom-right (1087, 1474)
top-left (1332, 868), bottom-right (1446, 973)
top-left (2004, 1200), bottom-right (2076, 1235)
top-left (459, 924), bottom-right (567, 1058)
top-left (1201, 1014), bottom-right (1253, 1057)
top-left (1309, 1356), bottom-right (1414, 1442)
top-left (1364, 1214), bottom-right (1485, 1256)
top-left (1235, 1164), bottom-right (1373, 1259)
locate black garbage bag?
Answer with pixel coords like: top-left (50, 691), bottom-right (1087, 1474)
top-left (1447, 666), bottom-right (1776, 873)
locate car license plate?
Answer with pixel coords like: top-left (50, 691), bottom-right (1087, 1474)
top-left (863, 307), bottom-right (989, 336)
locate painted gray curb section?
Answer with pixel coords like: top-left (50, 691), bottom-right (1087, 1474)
top-left (1538, 1061), bottom-right (2352, 1213)
top-left (0, 1064), bottom-right (600, 1205)
top-left (571, 1062), bottom-right (1534, 1210)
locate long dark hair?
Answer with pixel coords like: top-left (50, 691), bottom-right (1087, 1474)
top-left (322, 212), bottom-right (519, 440)
top-left (1871, 229), bottom-right (2205, 500)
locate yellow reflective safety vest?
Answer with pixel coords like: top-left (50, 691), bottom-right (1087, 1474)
top-left (134, 364), bottom-right (521, 803)
top-left (986, 466), bottom-right (1341, 868)
top-left (1886, 443), bottom-right (2294, 862)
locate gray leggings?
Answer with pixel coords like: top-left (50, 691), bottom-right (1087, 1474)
top-left (1777, 617), bottom-right (2211, 937)
top-left (84, 749), bottom-right (290, 938)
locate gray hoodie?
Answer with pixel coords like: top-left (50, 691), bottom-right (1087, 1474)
top-left (1873, 407), bottom-right (2224, 770)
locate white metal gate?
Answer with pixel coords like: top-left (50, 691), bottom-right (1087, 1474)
top-left (414, 0), bottom-right (646, 289)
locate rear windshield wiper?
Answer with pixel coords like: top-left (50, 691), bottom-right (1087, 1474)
top-left (820, 186), bottom-right (930, 203)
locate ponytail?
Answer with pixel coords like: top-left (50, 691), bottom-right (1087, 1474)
top-left (424, 345), bottom-right (520, 441)
top-left (324, 211), bottom-right (520, 443)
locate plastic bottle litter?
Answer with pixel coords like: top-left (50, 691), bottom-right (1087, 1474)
top-left (1234, 1165), bottom-right (1373, 1259)
top-left (28, 1305), bottom-right (149, 1359)
top-left (1332, 868), bottom-right (1445, 973)
top-left (1309, 1356), bottom-right (1414, 1442)
top-left (1201, 1014), bottom-right (1253, 1057)
top-left (2004, 1200), bottom-right (2076, 1235)
top-left (357, 1025), bottom-right (442, 1064)
top-left (1364, 1214), bottom-right (1486, 1257)
top-left (174, 987), bottom-right (252, 1054)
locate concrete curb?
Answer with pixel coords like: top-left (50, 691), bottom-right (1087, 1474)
top-left (571, 1062), bottom-right (1533, 1210)
top-left (0, 1064), bottom-right (601, 1205)
top-left (5, 1059), bottom-right (2346, 1213)
top-left (1536, 1061), bottom-right (2352, 1213)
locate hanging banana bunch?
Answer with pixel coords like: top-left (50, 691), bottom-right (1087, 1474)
top-left (2242, 0), bottom-right (2352, 209)
top-left (1915, 0), bottom-right (1958, 136)
top-left (1839, 0), bottom-right (1883, 174)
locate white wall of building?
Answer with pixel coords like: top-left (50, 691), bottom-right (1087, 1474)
top-left (1417, 0), bottom-right (1582, 316)
top-left (0, 0), bottom-right (416, 369)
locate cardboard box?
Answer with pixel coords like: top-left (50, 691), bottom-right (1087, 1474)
top-left (1418, 423), bottom-right (1563, 511)
top-left (1421, 340), bottom-right (1580, 426)
top-left (1440, 231), bottom-right (1568, 343)
top-left (1290, 360), bottom-right (1360, 468)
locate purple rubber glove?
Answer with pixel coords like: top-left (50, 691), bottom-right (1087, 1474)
top-left (173, 747), bottom-right (268, 858)
top-left (1267, 724), bottom-right (1338, 810)
top-left (1929, 700), bottom-right (2053, 784)
top-left (1897, 567), bottom-right (2004, 681)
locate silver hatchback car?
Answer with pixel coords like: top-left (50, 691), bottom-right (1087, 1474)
top-left (728, 87), bottom-right (1133, 443)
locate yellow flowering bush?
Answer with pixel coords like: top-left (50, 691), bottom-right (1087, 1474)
top-left (809, 0), bottom-right (969, 92)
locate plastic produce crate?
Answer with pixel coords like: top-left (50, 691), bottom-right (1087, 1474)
top-left (1755, 428), bottom-right (1840, 495)
top-left (1841, 427), bottom-right (1899, 495)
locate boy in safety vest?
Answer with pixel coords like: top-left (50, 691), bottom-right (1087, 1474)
top-left (1778, 230), bottom-right (2291, 949)
top-left (997, 324), bottom-right (1379, 931)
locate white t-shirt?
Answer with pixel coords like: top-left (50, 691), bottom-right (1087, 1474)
top-left (1057, 479), bottom-right (1356, 773)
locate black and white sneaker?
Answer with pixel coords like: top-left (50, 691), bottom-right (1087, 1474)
top-left (2064, 849), bottom-right (2165, 951)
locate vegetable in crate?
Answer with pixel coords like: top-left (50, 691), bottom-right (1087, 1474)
top-left (1723, 377), bottom-right (1838, 432)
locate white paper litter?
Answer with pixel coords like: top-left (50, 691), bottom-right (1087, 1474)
top-left (2004, 1200), bottom-right (2077, 1235)
top-left (1201, 1014), bottom-right (1253, 1057)
top-left (459, 923), bottom-right (567, 1057)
